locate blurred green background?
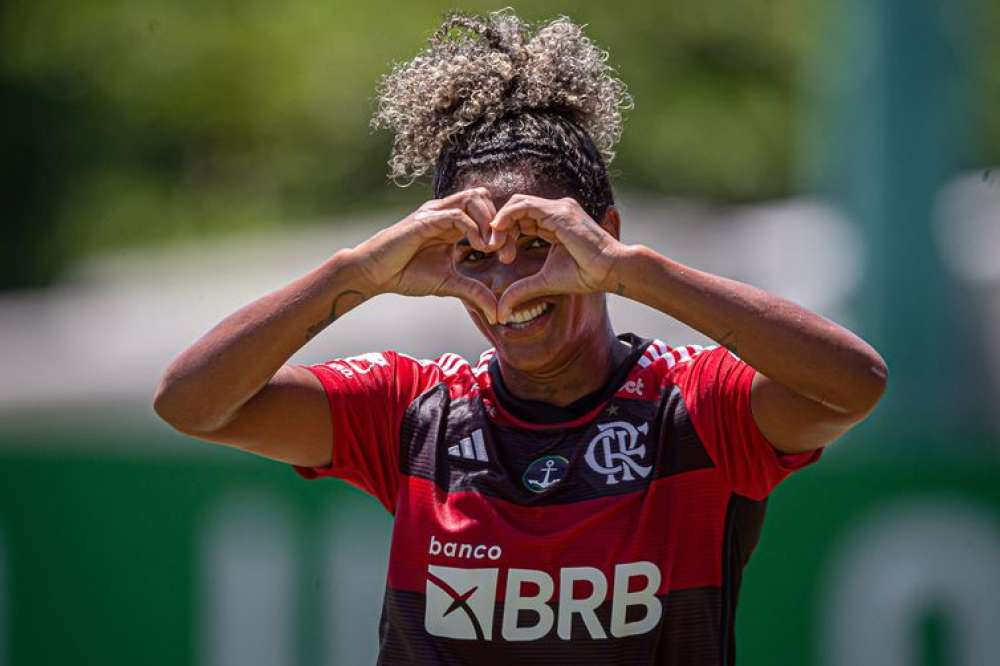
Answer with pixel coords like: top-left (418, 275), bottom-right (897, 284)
top-left (5, 0), bottom-right (997, 289)
top-left (2, 0), bottom-right (999, 665)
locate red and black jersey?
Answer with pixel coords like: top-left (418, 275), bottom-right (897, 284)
top-left (293, 333), bottom-right (823, 665)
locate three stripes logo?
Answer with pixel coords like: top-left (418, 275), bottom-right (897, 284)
top-left (448, 429), bottom-right (489, 463)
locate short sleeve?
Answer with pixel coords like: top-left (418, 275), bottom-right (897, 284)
top-left (672, 346), bottom-right (824, 500)
top-left (291, 351), bottom-right (442, 513)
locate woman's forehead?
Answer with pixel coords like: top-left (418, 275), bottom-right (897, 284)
top-left (457, 166), bottom-right (569, 208)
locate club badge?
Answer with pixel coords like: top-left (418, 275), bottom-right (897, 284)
top-left (522, 455), bottom-right (569, 493)
top-left (584, 420), bottom-right (652, 485)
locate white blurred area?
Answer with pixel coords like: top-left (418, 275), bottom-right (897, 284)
top-left (0, 193), bottom-right (869, 432)
top-left (934, 171), bottom-right (1000, 395)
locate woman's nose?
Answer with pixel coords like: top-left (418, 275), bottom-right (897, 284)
top-left (485, 256), bottom-right (531, 297)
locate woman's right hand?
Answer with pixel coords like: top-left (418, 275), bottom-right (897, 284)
top-left (351, 187), bottom-right (500, 324)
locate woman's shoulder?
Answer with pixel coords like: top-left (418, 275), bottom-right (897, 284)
top-left (637, 338), bottom-right (716, 372)
top-left (391, 347), bottom-right (494, 379)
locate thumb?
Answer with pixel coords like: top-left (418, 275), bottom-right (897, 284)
top-left (497, 271), bottom-right (552, 324)
top-left (439, 273), bottom-right (498, 325)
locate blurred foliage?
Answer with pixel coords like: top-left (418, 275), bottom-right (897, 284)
top-left (0, 0), bottom-right (995, 288)
top-left (975, 0), bottom-right (1000, 159)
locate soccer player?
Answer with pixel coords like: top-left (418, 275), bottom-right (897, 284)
top-left (154, 11), bottom-right (887, 665)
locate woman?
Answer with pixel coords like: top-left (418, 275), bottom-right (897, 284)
top-left (154, 11), bottom-right (887, 665)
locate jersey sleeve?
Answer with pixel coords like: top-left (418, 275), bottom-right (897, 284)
top-left (290, 351), bottom-right (442, 513)
top-left (671, 345), bottom-right (824, 500)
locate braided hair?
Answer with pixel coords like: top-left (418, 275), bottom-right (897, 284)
top-left (371, 10), bottom-right (632, 222)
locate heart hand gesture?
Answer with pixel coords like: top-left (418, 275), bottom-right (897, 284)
top-left (486, 195), bottom-right (627, 323)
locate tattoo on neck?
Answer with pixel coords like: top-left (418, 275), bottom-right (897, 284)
top-left (306, 290), bottom-right (366, 340)
top-left (615, 282), bottom-right (626, 296)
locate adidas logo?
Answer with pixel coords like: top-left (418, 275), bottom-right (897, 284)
top-left (448, 429), bottom-right (488, 462)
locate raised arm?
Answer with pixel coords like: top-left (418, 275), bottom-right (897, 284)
top-left (616, 246), bottom-right (888, 453)
top-left (486, 193), bottom-right (888, 456)
top-left (153, 187), bottom-right (500, 467)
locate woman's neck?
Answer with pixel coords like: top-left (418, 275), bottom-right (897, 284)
top-left (497, 320), bottom-right (631, 407)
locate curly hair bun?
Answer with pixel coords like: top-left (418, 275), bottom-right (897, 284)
top-left (371, 9), bottom-right (633, 184)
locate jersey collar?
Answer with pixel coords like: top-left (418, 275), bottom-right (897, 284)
top-left (486, 332), bottom-right (652, 430)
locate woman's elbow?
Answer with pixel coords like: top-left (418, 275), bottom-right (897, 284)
top-left (153, 376), bottom-right (190, 432)
top-left (152, 374), bottom-right (221, 435)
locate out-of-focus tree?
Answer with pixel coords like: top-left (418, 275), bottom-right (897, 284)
top-left (976, 0), bottom-right (1000, 161)
top-left (0, 0), bottom-right (995, 288)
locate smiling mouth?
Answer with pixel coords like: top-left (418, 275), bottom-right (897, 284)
top-left (502, 301), bottom-right (554, 330)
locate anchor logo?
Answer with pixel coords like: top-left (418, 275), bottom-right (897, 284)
top-left (522, 455), bottom-right (570, 493)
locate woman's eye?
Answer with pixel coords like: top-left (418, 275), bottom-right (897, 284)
top-left (463, 250), bottom-right (486, 263)
top-left (526, 237), bottom-right (550, 250)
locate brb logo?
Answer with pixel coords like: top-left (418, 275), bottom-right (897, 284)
top-left (424, 562), bottom-right (662, 641)
top-left (585, 420), bottom-right (652, 485)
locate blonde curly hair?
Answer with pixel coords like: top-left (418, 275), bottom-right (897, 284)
top-left (371, 9), bottom-right (633, 210)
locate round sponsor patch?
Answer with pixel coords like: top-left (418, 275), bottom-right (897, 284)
top-left (522, 455), bottom-right (569, 493)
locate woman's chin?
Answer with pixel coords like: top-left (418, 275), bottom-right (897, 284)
top-left (493, 334), bottom-right (568, 374)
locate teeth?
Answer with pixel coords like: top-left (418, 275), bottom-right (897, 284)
top-left (506, 303), bottom-right (550, 326)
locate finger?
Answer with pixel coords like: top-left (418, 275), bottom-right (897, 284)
top-left (440, 272), bottom-right (498, 325)
top-left (485, 228), bottom-right (506, 252)
top-left (497, 271), bottom-right (554, 324)
top-left (486, 224), bottom-right (518, 251)
top-left (496, 227), bottom-right (520, 264)
top-left (490, 200), bottom-right (561, 261)
top-left (495, 204), bottom-right (588, 257)
top-left (464, 191), bottom-right (497, 240)
top-left (422, 208), bottom-right (487, 250)
top-left (487, 199), bottom-right (532, 264)
top-left (498, 238), bottom-right (517, 264)
top-left (530, 225), bottom-right (560, 244)
top-left (450, 186), bottom-right (497, 247)
top-left (490, 198), bottom-right (547, 233)
top-left (435, 186), bottom-right (495, 236)
top-left (511, 217), bottom-right (538, 238)
top-left (434, 186), bottom-right (491, 209)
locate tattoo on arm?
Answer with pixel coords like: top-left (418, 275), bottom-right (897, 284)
top-left (718, 329), bottom-right (738, 354)
top-left (305, 290), bottom-right (366, 341)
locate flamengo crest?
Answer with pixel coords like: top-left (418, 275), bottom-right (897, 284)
top-left (584, 420), bottom-right (652, 485)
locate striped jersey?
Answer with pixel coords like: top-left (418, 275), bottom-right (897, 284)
top-left (293, 332), bottom-right (824, 665)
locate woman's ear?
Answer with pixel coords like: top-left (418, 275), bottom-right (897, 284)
top-left (600, 206), bottom-right (622, 240)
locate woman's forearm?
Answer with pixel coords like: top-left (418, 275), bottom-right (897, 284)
top-left (153, 247), bottom-right (372, 432)
top-left (614, 244), bottom-right (888, 415)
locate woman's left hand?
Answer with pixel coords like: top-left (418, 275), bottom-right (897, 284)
top-left (486, 194), bottom-right (628, 323)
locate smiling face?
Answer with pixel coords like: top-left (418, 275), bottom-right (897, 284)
top-left (450, 166), bottom-right (619, 374)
